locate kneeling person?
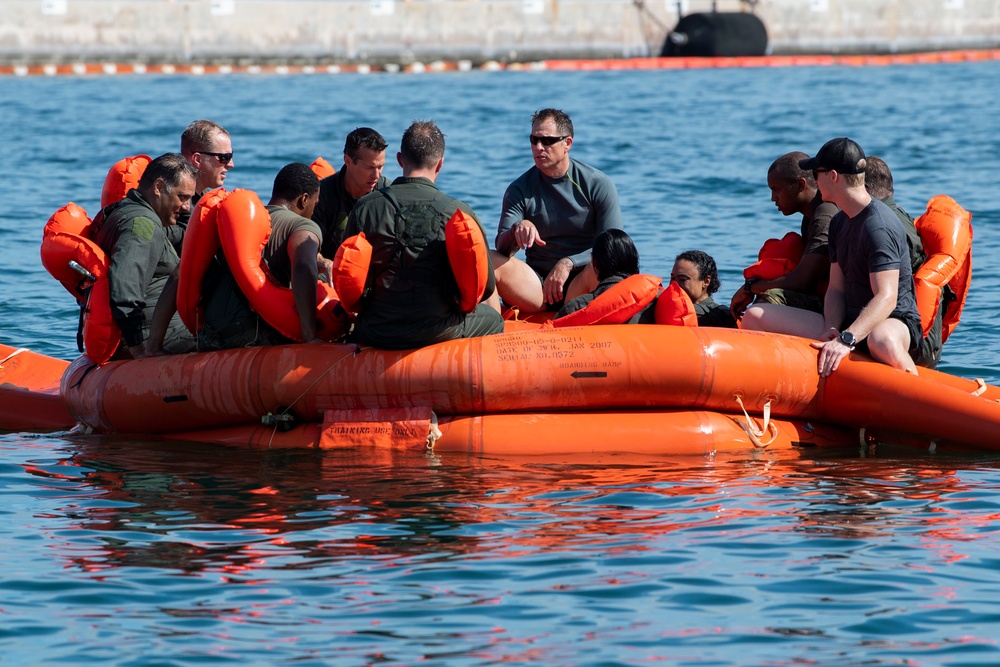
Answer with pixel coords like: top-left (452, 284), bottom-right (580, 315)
top-left (344, 120), bottom-right (504, 350)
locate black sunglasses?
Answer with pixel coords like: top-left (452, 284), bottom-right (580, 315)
top-left (199, 151), bottom-right (233, 163)
top-left (529, 134), bottom-right (568, 146)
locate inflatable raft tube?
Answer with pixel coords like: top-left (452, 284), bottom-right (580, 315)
top-left (0, 343), bottom-right (73, 431)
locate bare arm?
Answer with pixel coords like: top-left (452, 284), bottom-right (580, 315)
top-left (289, 229), bottom-right (322, 343)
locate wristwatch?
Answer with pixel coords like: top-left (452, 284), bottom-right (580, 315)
top-left (838, 330), bottom-right (856, 350)
top-left (743, 277), bottom-right (758, 294)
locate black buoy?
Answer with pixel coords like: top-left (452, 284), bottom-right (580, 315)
top-left (661, 12), bottom-right (768, 58)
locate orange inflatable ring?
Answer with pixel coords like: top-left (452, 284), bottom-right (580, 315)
top-left (445, 208), bottom-right (490, 313)
top-left (331, 232), bottom-right (372, 317)
top-left (550, 274), bottom-right (661, 328)
top-left (914, 194), bottom-right (973, 342)
top-left (743, 231), bottom-right (804, 281)
top-left (310, 157), bottom-right (337, 180)
top-left (654, 281), bottom-right (698, 327)
top-left (177, 188), bottom-right (231, 334)
top-left (101, 155), bottom-right (151, 209)
top-left (216, 189), bottom-right (346, 342)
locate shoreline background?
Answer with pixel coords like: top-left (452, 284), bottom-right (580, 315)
top-left (3, 0), bottom-right (999, 67)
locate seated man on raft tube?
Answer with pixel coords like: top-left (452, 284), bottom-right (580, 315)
top-left (92, 153), bottom-right (198, 358)
top-left (312, 126), bottom-right (391, 263)
top-left (746, 138), bottom-right (926, 376)
top-left (491, 108), bottom-right (623, 313)
top-left (730, 151), bottom-right (839, 322)
top-left (168, 119), bottom-right (235, 252)
top-left (147, 162), bottom-right (325, 353)
top-left (344, 120), bottom-right (505, 350)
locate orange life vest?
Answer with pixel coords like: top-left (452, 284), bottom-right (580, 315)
top-left (445, 208), bottom-right (490, 313)
top-left (331, 232), bottom-right (372, 317)
top-left (654, 281), bottom-right (698, 327)
top-left (310, 156), bottom-right (337, 180)
top-left (743, 231), bottom-right (805, 281)
top-left (549, 274), bottom-right (661, 328)
top-left (216, 189), bottom-right (346, 342)
top-left (101, 155), bottom-right (151, 209)
top-left (913, 194), bottom-right (973, 342)
top-left (176, 188), bottom-right (231, 334)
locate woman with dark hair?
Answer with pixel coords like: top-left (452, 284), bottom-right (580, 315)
top-left (556, 229), bottom-right (647, 321)
top-left (671, 250), bottom-right (736, 328)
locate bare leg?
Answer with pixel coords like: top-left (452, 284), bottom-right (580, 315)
top-left (866, 319), bottom-right (918, 374)
top-left (491, 250), bottom-right (546, 312)
top-left (741, 303), bottom-right (827, 339)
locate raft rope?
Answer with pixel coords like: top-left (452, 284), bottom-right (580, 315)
top-left (263, 345), bottom-right (364, 448)
top-left (0, 348), bottom-right (28, 367)
top-left (732, 395), bottom-right (779, 449)
top-left (972, 378), bottom-right (988, 397)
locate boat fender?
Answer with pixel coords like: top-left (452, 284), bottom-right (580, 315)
top-left (743, 231), bottom-right (804, 281)
top-left (331, 232), bottom-right (372, 317)
top-left (445, 208), bottom-right (490, 313)
top-left (176, 188), bottom-right (231, 334)
top-left (217, 189), bottom-right (347, 342)
top-left (550, 274), bottom-right (661, 328)
top-left (101, 154), bottom-right (151, 208)
top-left (913, 194), bottom-right (973, 342)
top-left (310, 156), bottom-right (337, 180)
top-left (654, 281), bottom-right (698, 327)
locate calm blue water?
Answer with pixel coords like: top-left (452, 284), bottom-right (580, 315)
top-left (3, 62), bottom-right (1000, 665)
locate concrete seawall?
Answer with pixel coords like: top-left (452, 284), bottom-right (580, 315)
top-left (2, 0), bottom-right (999, 65)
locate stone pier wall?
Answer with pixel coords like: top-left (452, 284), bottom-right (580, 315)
top-left (1, 0), bottom-right (999, 64)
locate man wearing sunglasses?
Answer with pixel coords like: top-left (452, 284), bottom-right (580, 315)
top-left (168, 119), bottom-right (235, 251)
top-left (312, 127), bottom-right (390, 262)
top-left (746, 137), bottom-right (923, 377)
top-left (492, 108), bottom-right (622, 312)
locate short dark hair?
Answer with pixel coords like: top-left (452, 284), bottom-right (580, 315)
top-left (400, 120), bottom-right (445, 170)
top-left (344, 127), bottom-right (388, 160)
top-left (180, 119), bottom-right (229, 156)
top-left (271, 162), bottom-right (320, 201)
top-left (592, 229), bottom-right (639, 280)
top-left (768, 151), bottom-right (813, 186)
top-left (139, 153), bottom-right (197, 191)
top-left (864, 155), bottom-right (894, 200)
top-left (532, 108), bottom-right (574, 138)
top-left (675, 249), bottom-right (721, 295)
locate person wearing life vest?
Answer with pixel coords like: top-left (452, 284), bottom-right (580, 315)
top-left (491, 108), bottom-right (623, 313)
top-left (168, 120), bottom-right (235, 251)
top-left (91, 153), bottom-right (198, 359)
top-left (343, 121), bottom-right (504, 350)
top-left (766, 138), bottom-right (923, 377)
top-left (733, 151), bottom-right (839, 323)
top-left (671, 250), bottom-right (736, 328)
top-left (312, 127), bottom-right (390, 263)
top-left (865, 155), bottom-right (942, 368)
top-left (556, 229), bottom-right (654, 323)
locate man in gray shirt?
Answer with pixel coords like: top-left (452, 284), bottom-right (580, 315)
top-left (491, 108), bottom-right (623, 312)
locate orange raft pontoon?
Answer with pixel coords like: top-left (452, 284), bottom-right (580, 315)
top-left (57, 325), bottom-right (1000, 454)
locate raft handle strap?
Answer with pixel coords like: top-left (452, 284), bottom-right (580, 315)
top-left (972, 378), bottom-right (987, 397)
top-left (0, 348), bottom-right (28, 368)
top-left (732, 395), bottom-right (779, 449)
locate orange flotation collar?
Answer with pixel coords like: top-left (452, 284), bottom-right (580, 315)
top-left (310, 156), bottom-right (337, 180)
top-left (215, 189), bottom-right (346, 342)
top-left (654, 281), bottom-right (698, 327)
top-left (913, 194), bottom-right (973, 342)
top-left (101, 155), bottom-right (150, 209)
top-left (743, 231), bottom-right (804, 281)
top-left (550, 274), bottom-right (661, 328)
top-left (331, 232), bottom-right (372, 317)
top-left (40, 203), bottom-right (120, 364)
top-left (177, 188), bottom-right (231, 334)
top-left (445, 208), bottom-right (490, 313)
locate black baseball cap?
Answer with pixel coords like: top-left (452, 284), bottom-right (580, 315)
top-left (799, 137), bottom-right (866, 174)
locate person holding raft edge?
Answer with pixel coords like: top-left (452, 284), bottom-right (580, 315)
top-left (766, 138), bottom-right (923, 377)
top-left (343, 120), bottom-right (504, 350)
top-left (492, 108), bottom-right (623, 313)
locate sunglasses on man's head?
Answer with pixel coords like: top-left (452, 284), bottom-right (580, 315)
top-left (529, 134), bottom-right (568, 146)
top-left (198, 151), bottom-right (233, 164)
